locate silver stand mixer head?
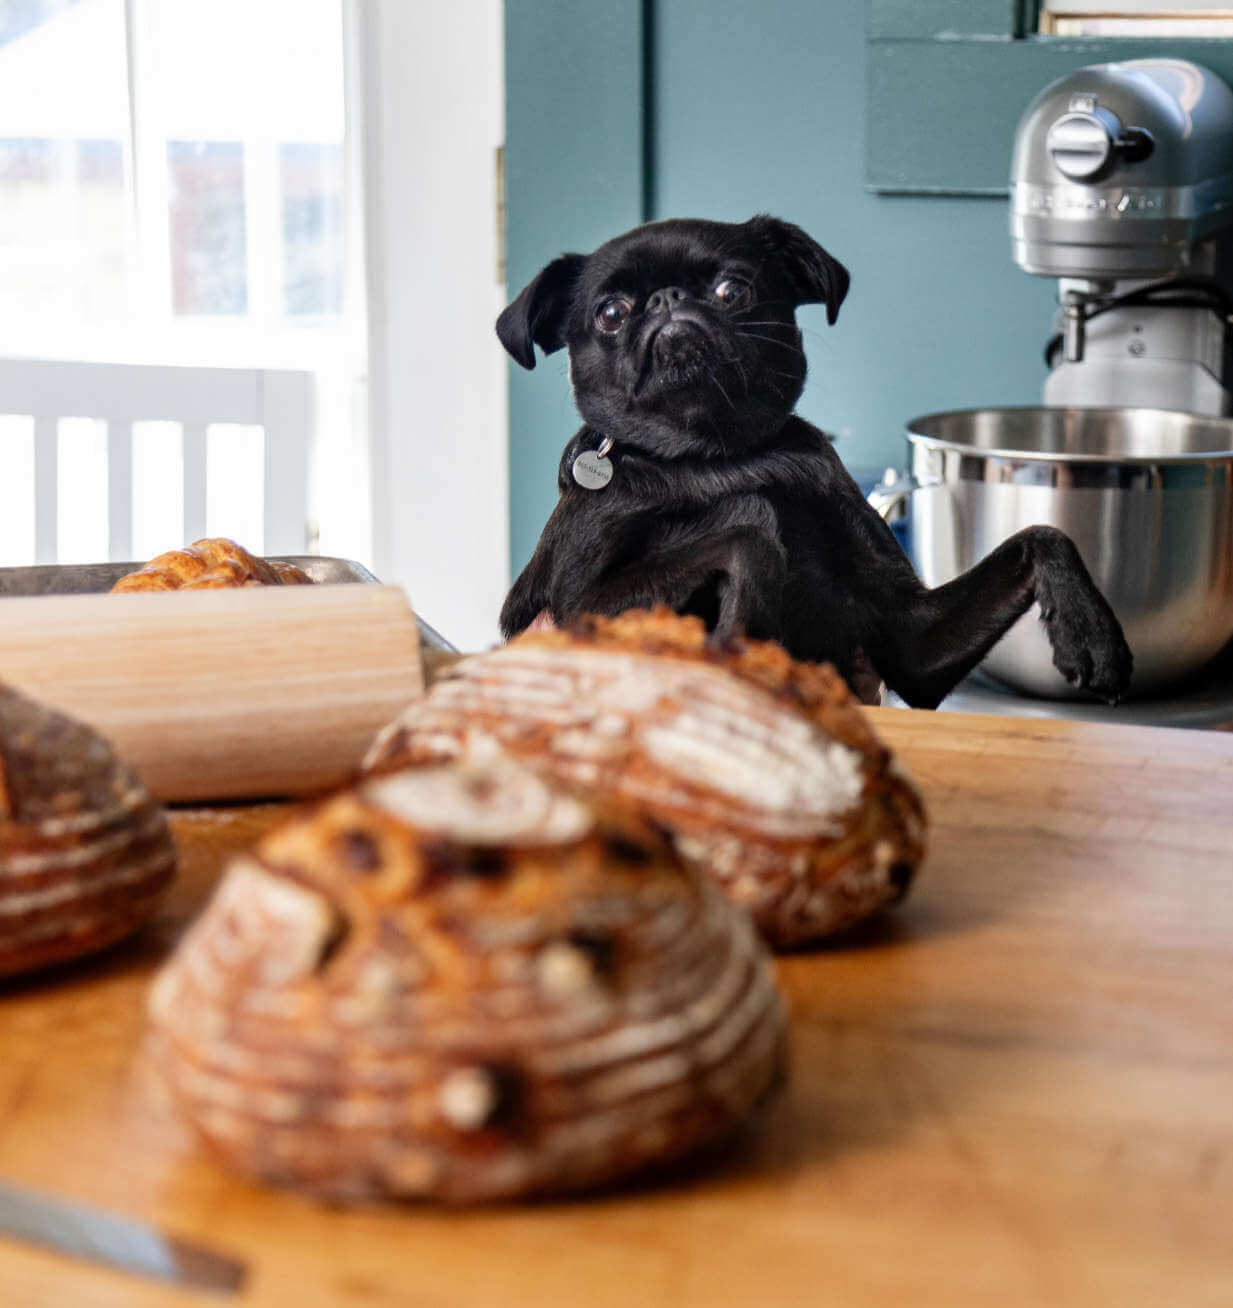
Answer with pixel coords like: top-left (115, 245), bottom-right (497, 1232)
top-left (1010, 59), bottom-right (1233, 415)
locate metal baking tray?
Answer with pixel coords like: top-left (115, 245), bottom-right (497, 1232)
top-left (0, 556), bottom-right (458, 654)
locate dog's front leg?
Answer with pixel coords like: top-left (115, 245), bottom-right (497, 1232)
top-left (707, 496), bottom-right (787, 644)
top-left (877, 525), bottom-right (1132, 709)
top-left (500, 499), bottom-right (580, 637)
top-left (500, 541), bottom-right (554, 638)
top-left (711, 525), bottom-right (787, 645)
top-left (503, 492), bottom-right (646, 637)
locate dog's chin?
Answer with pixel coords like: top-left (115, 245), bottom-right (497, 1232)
top-left (642, 359), bottom-right (709, 394)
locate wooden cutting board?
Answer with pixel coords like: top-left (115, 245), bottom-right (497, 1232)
top-left (0, 710), bottom-right (1230, 1307)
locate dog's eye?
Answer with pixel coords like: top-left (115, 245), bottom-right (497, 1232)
top-left (712, 278), bottom-right (751, 309)
top-left (595, 297), bottom-right (633, 333)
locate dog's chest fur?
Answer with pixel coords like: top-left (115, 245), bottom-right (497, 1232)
top-left (540, 417), bottom-right (902, 679)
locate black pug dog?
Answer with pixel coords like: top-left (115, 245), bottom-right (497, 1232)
top-left (496, 215), bottom-right (1132, 708)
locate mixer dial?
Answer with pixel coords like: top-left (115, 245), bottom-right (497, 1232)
top-left (1046, 109), bottom-right (1155, 181)
top-left (1046, 111), bottom-right (1115, 179)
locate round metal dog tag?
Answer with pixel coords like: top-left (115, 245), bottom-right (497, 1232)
top-left (571, 437), bottom-right (614, 491)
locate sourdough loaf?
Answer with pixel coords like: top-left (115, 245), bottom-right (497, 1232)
top-left (148, 757), bottom-right (785, 1201)
top-left (366, 609), bottom-right (926, 948)
top-left (0, 684), bottom-right (176, 977)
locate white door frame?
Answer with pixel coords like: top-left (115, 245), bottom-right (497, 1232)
top-left (351, 0), bottom-right (508, 652)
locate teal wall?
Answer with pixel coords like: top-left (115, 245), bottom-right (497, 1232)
top-left (505, 1), bottom-right (1206, 574)
top-left (646, 0), bottom-right (1056, 477)
top-left (504, 0), bottom-right (647, 580)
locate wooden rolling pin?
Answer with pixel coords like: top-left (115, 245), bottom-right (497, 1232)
top-left (0, 586), bottom-right (440, 803)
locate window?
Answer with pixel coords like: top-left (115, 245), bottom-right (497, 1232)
top-left (1040, 2), bottom-right (1233, 36)
top-left (0, 0), bottom-right (130, 339)
top-left (0, 0), bottom-right (366, 566)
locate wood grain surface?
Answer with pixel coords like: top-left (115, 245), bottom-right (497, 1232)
top-left (0, 586), bottom-right (423, 803)
top-left (0, 710), bottom-right (1230, 1307)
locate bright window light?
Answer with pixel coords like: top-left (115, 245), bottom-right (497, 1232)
top-left (131, 420), bottom-right (183, 559)
top-left (206, 423), bottom-right (264, 553)
top-left (56, 416), bottom-right (109, 563)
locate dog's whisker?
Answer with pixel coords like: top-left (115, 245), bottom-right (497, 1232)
top-left (734, 327), bottom-right (797, 341)
top-left (733, 324), bottom-right (801, 341)
top-left (735, 330), bottom-right (804, 355)
top-left (722, 351), bottom-right (751, 398)
top-left (705, 365), bottom-right (738, 415)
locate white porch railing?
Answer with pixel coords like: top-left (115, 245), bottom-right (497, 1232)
top-left (0, 358), bottom-right (313, 565)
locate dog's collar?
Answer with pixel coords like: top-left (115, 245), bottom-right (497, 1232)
top-left (571, 434), bottom-right (615, 491)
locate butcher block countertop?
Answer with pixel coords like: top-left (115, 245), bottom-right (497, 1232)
top-left (1, 710), bottom-right (1231, 1307)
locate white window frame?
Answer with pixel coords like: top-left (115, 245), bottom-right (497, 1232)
top-left (352, 0), bottom-right (508, 651)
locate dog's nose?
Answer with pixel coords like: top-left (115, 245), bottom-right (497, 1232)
top-left (647, 286), bottom-right (688, 316)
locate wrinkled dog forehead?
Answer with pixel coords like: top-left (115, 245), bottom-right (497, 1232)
top-left (582, 219), bottom-right (762, 296)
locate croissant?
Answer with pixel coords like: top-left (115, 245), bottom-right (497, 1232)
top-left (0, 684), bottom-right (176, 977)
top-left (365, 609), bottom-right (926, 949)
top-left (148, 757), bottom-right (786, 1201)
top-left (111, 538), bottom-right (312, 592)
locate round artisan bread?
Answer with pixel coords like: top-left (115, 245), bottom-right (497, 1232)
top-left (365, 608), bottom-right (926, 948)
top-left (0, 683), bottom-right (176, 977)
top-left (147, 757), bottom-right (786, 1202)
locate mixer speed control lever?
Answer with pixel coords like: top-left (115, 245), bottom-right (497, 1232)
top-left (1116, 127), bottom-right (1154, 164)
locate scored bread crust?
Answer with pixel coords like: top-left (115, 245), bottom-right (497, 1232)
top-left (148, 758), bottom-right (786, 1202)
top-left (110, 538), bottom-right (313, 592)
top-left (0, 684), bottom-right (176, 977)
top-left (365, 608), bottom-right (927, 949)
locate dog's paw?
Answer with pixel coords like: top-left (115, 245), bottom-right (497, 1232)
top-left (525, 608), bottom-right (559, 635)
top-left (1042, 593), bottom-right (1134, 703)
top-left (705, 619), bottom-right (745, 654)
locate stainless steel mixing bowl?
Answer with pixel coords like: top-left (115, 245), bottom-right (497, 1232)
top-left (875, 407), bottom-right (1233, 699)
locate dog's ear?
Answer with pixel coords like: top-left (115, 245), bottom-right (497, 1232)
top-left (745, 215), bottom-right (850, 325)
top-left (496, 254), bottom-right (586, 369)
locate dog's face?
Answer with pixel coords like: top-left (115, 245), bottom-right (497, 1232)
top-left (497, 216), bottom-right (849, 457)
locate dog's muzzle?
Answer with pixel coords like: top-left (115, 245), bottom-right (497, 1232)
top-left (647, 316), bottom-right (711, 373)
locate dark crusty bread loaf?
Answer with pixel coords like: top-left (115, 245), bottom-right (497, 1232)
top-left (0, 683), bottom-right (176, 977)
top-left (148, 756), bottom-right (786, 1202)
top-left (365, 608), bottom-right (926, 948)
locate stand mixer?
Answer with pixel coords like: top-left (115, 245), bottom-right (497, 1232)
top-left (1010, 58), bottom-right (1233, 413)
top-left (873, 58), bottom-right (1233, 722)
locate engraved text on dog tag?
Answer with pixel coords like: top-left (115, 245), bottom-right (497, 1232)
top-left (571, 436), bottom-right (614, 491)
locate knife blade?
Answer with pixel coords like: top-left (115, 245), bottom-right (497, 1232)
top-left (0, 1179), bottom-right (245, 1295)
